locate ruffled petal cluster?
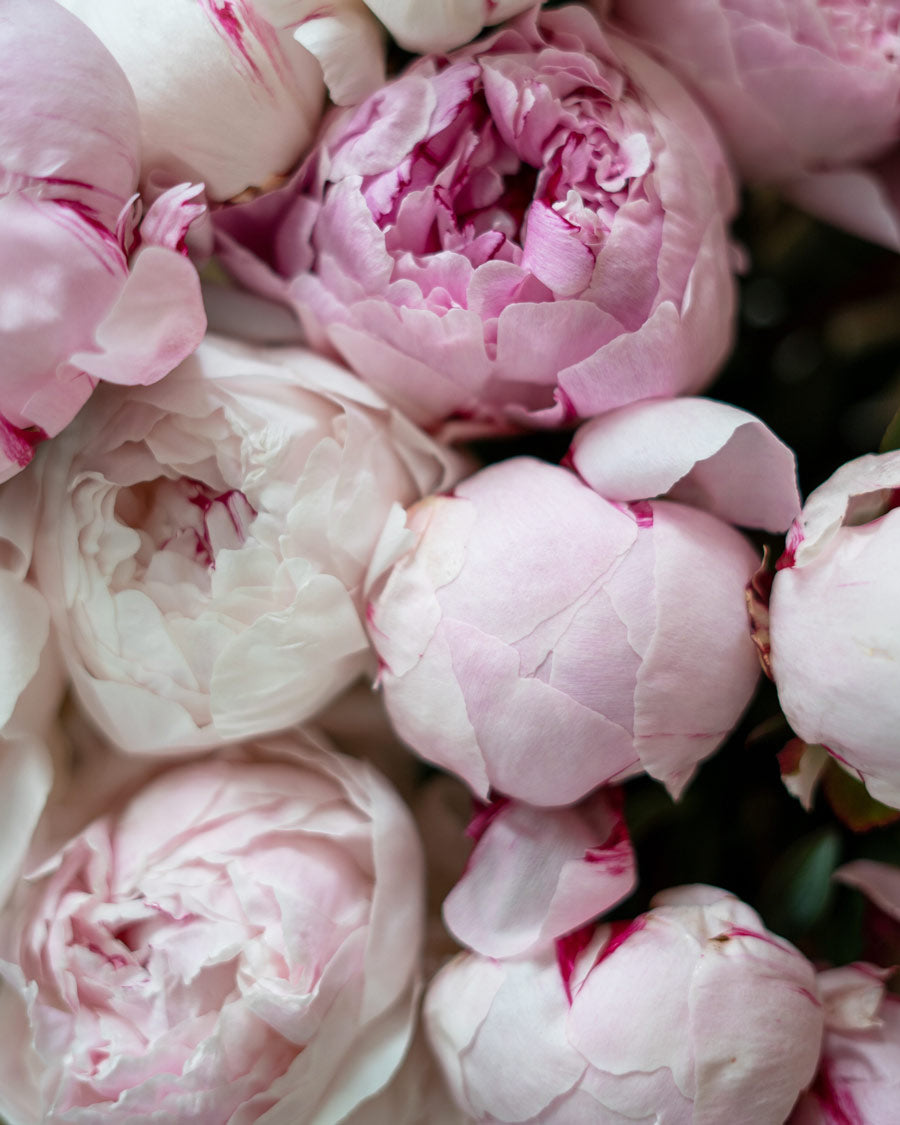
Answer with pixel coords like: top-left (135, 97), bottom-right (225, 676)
top-left (217, 4), bottom-right (738, 431)
top-left (30, 336), bottom-right (458, 754)
top-left (0, 733), bottom-right (424, 1123)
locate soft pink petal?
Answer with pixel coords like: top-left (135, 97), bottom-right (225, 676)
top-left (570, 397), bottom-right (801, 532)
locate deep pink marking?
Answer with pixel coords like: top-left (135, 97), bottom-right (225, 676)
top-left (466, 795), bottom-right (510, 844)
top-left (554, 386), bottom-right (579, 423)
top-left (199, 0), bottom-right (265, 83)
top-left (0, 417), bottom-right (47, 469)
top-left (555, 922), bottom-right (597, 1002)
top-left (593, 915), bottom-right (646, 967)
top-left (627, 500), bottom-right (654, 528)
top-left (808, 1063), bottom-right (864, 1125)
top-left (776, 520), bottom-right (804, 569)
top-left (184, 481), bottom-right (256, 569)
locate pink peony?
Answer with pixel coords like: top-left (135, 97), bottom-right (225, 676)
top-left (368, 398), bottom-right (799, 805)
top-left (792, 964), bottom-right (899, 1125)
top-left (56, 0), bottom-right (386, 201)
top-left (0, 0), bottom-right (206, 483)
top-left (29, 335), bottom-right (460, 755)
top-left (425, 885), bottom-right (825, 1124)
top-left (769, 452), bottom-right (900, 809)
top-left (0, 732), bottom-right (424, 1124)
top-left (606, 0), bottom-right (900, 248)
top-left (216, 4), bottom-right (738, 432)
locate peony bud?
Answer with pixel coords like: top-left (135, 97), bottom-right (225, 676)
top-left (770, 452), bottom-right (900, 809)
top-left (57, 0), bottom-right (386, 200)
top-left (369, 398), bottom-right (799, 804)
top-left (426, 886), bottom-right (825, 1124)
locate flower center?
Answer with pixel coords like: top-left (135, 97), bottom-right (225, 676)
top-left (115, 476), bottom-right (256, 574)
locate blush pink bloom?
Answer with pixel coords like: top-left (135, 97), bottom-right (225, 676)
top-left (0, 0), bottom-right (206, 483)
top-left (368, 398), bottom-right (800, 805)
top-left (216, 4), bottom-right (738, 432)
top-left (362, 0), bottom-right (538, 52)
top-left (425, 886), bottom-right (825, 1125)
top-left (30, 335), bottom-right (459, 755)
top-left (57, 0), bottom-right (386, 201)
top-left (792, 964), bottom-right (899, 1125)
top-left (0, 733), bottom-right (424, 1124)
top-left (606, 0), bottom-right (900, 248)
top-left (769, 452), bottom-right (900, 809)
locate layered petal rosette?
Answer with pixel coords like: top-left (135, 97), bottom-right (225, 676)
top-left (0, 732), bottom-right (424, 1124)
top-left (56, 0), bottom-right (386, 201)
top-left (425, 886), bottom-right (825, 1124)
top-left (0, 0), bottom-right (206, 483)
top-left (368, 398), bottom-right (800, 804)
top-left (607, 0), bottom-right (900, 248)
top-left (769, 452), bottom-right (900, 808)
top-left (217, 4), bottom-right (738, 431)
top-left (30, 335), bottom-right (459, 754)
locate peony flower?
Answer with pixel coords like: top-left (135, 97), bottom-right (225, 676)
top-left (0, 732), bottom-right (424, 1124)
top-left (30, 335), bottom-right (459, 755)
top-left (216, 4), bottom-right (738, 432)
top-left (368, 397), bottom-right (799, 805)
top-left (0, 473), bottom-right (67, 906)
top-left (425, 885), bottom-right (825, 1124)
top-left (791, 964), bottom-right (899, 1125)
top-left (0, 0), bottom-right (206, 483)
top-left (769, 452), bottom-right (900, 809)
top-left (605, 0), bottom-right (900, 248)
top-left (362, 0), bottom-right (539, 53)
top-left (56, 0), bottom-right (386, 201)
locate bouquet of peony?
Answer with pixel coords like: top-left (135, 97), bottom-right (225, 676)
top-left (1, 1), bottom-right (899, 1122)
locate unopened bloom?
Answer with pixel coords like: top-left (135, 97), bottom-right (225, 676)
top-left (0, 0), bottom-right (206, 482)
top-left (217, 5), bottom-right (737, 432)
top-left (57, 0), bottom-right (386, 200)
top-left (426, 886), bottom-right (825, 1124)
top-left (368, 398), bottom-right (799, 804)
top-left (792, 964), bottom-right (899, 1125)
top-left (606, 0), bottom-right (900, 247)
top-left (362, 0), bottom-right (538, 52)
top-left (31, 335), bottom-right (458, 755)
top-left (770, 452), bottom-right (900, 809)
top-left (0, 733), bottom-right (424, 1124)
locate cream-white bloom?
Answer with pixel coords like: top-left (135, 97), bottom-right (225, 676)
top-left (57, 0), bottom-right (386, 200)
top-left (32, 335), bottom-right (458, 755)
top-left (363, 0), bottom-right (538, 52)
